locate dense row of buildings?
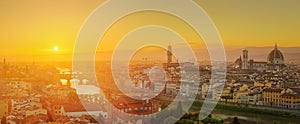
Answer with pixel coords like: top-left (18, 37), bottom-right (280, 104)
top-left (126, 44), bottom-right (300, 111)
top-left (1, 43), bottom-right (300, 123)
top-left (0, 60), bottom-right (103, 123)
top-left (263, 88), bottom-right (300, 108)
top-left (208, 44), bottom-right (300, 109)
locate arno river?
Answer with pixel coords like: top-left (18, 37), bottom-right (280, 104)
top-left (211, 108), bottom-right (299, 124)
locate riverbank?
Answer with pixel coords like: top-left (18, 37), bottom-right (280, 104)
top-left (188, 101), bottom-right (300, 124)
top-left (189, 101), bottom-right (299, 117)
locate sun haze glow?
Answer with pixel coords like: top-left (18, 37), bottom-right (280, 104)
top-left (53, 46), bottom-right (59, 52)
top-left (0, 0), bottom-right (300, 62)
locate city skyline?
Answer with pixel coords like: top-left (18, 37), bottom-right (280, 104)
top-left (0, 0), bottom-right (300, 62)
top-left (1, 1), bottom-right (300, 123)
top-left (2, 44), bottom-right (300, 63)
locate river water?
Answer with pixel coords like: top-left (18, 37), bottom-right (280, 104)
top-left (212, 109), bottom-right (299, 124)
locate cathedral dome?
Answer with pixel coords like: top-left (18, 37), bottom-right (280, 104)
top-left (267, 44), bottom-right (284, 65)
top-left (234, 56), bottom-right (242, 68)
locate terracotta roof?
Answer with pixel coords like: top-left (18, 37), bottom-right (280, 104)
top-left (263, 88), bottom-right (283, 92)
top-left (281, 92), bottom-right (300, 97)
top-left (254, 61), bottom-right (267, 64)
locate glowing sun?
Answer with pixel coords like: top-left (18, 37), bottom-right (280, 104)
top-left (53, 46), bottom-right (59, 52)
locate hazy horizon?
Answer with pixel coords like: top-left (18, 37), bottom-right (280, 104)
top-left (1, 45), bottom-right (300, 63)
top-left (1, 0), bottom-right (300, 62)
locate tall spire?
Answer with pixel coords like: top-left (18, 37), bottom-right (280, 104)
top-left (275, 43), bottom-right (277, 49)
top-left (167, 44), bottom-right (172, 63)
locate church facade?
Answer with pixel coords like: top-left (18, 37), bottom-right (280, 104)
top-left (234, 44), bottom-right (285, 71)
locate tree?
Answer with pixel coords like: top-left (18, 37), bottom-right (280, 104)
top-left (208, 114), bottom-right (212, 118)
top-left (232, 117), bottom-right (240, 124)
top-left (180, 119), bottom-right (194, 124)
top-left (220, 119), bottom-right (224, 123)
top-left (272, 120), bottom-right (280, 124)
top-left (221, 96), bottom-right (233, 104)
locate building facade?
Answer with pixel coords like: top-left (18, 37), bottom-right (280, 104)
top-left (234, 44), bottom-right (285, 71)
top-left (263, 88), bottom-right (300, 109)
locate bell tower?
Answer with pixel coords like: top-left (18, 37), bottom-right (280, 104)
top-left (167, 45), bottom-right (172, 64)
top-left (242, 49), bottom-right (249, 69)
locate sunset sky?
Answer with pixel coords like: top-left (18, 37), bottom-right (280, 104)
top-left (0, 0), bottom-right (299, 61)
